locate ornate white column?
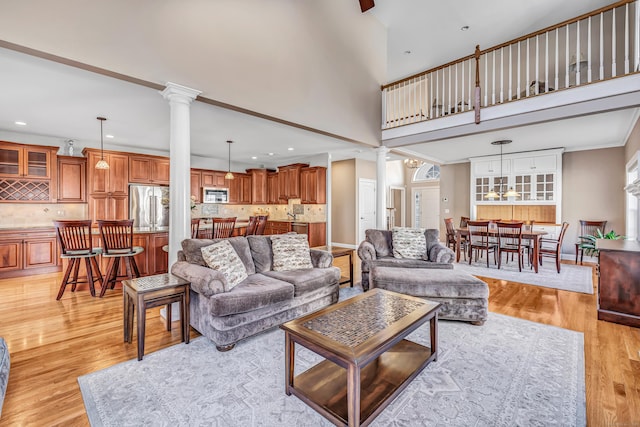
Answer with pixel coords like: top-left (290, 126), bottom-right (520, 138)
top-left (326, 152), bottom-right (332, 247)
top-left (161, 82), bottom-right (201, 268)
top-left (376, 146), bottom-right (389, 229)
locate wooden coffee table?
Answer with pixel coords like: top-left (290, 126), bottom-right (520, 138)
top-left (280, 288), bottom-right (440, 427)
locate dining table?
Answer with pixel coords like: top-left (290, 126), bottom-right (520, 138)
top-left (455, 227), bottom-right (548, 273)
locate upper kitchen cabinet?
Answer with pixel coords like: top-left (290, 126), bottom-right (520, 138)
top-left (0, 141), bottom-right (56, 179)
top-left (247, 169), bottom-right (268, 204)
top-left (57, 156), bottom-right (86, 203)
top-left (0, 141), bottom-right (58, 203)
top-left (201, 170), bottom-right (226, 188)
top-left (300, 166), bottom-right (326, 204)
top-left (227, 173), bottom-right (251, 204)
top-left (278, 163), bottom-right (307, 200)
top-left (190, 169), bottom-right (202, 202)
top-left (267, 172), bottom-right (280, 204)
top-left (129, 155), bottom-right (170, 185)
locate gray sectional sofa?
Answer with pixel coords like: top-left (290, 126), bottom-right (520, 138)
top-left (0, 337), bottom-right (9, 418)
top-left (357, 228), bottom-right (455, 290)
top-left (171, 235), bottom-right (340, 351)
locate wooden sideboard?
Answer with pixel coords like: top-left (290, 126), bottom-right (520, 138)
top-left (597, 239), bottom-right (640, 328)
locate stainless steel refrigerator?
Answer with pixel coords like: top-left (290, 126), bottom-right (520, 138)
top-left (129, 184), bottom-right (170, 230)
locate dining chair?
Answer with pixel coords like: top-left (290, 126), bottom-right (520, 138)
top-left (255, 215), bottom-right (269, 235)
top-left (53, 220), bottom-right (103, 300)
top-left (459, 216), bottom-right (470, 228)
top-left (575, 220), bottom-right (607, 264)
top-left (496, 221), bottom-right (525, 272)
top-left (444, 218), bottom-right (457, 250)
top-left (245, 215), bottom-right (269, 236)
top-left (521, 220), bottom-right (535, 267)
top-left (540, 222), bottom-right (570, 273)
top-left (244, 216), bottom-right (259, 236)
top-left (198, 218), bottom-right (213, 239)
top-left (467, 220), bottom-right (498, 268)
top-left (212, 217), bottom-right (237, 238)
top-left (191, 218), bottom-right (200, 238)
top-left (97, 219), bottom-right (144, 297)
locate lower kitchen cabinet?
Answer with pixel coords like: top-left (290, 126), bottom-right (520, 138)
top-left (0, 228), bottom-right (60, 278)
top-left (264, 221), bottom-right (326, 247)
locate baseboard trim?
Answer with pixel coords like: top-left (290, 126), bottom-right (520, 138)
top-left (330, 242), bottom-right (358, 249)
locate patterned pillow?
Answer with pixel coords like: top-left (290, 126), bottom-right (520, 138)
top-left (392, 227), bottom-right (427, 259)
top-left (201, 240), bottom-right (248, 291)
top-left (270, 234), bottom-right (313, 271)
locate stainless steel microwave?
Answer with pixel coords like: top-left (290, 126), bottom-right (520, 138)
top-left (202, 187), bottom-right (229, 203)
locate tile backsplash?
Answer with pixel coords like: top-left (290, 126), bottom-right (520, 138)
top-left (191, 199), bottom-right (326, 222)
top-left (0, 203), bottom-right (88, 228)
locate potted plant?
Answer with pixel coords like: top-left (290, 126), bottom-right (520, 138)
top-left (579, 229), bottom-right (624, 257)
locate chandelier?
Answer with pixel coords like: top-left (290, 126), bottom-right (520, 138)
top-left (403, 158), bottom-right (424, 169)
top-left (485, 140), bottom-right (520, 199)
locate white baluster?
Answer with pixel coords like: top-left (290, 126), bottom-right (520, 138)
top-left (535, 35), bottom-right (540, 94)
top-left (455, 63), bottom-right (459, 113)
top-left (442, 68), bottom-right (446, 114)
top-left (613, 7), bottom-right (617, 77)
top-left (517, 41), bottom-right (521, 99)
top-left (484, 53), bottom-right (488, 106)
top-left (624, 3), bottom-right (630, 74)
top-left (588, 16), bottom-right (593, 83)
top-left (526, 38), bottom-right (531, 96)
top-left (468, 57), bottom-right (472, 108)
top-left (448, 65), bottom-right (452, 114)
top-left (461, 60), bottom-right (465, 111)
top-left (576, 20), bottom-right (581, 86)
top-left (492, 50), bottom-right (496, 105)
top-left (555, 28), bottom-right (559, 90)
top-left (545, 33), bottom-right (549, 93)
top-left (600, 12), bottom-right (605, 80)
top-left (500, 47), bottom-right (504, 103)
top-left (508, 44), bottom-right (513, 101)
top-left (565, 25), bottom-right (570, 88)
top-left (430, 72), bottom-right (434, 119)
top-left (381, 88), bottom-right (386, 128)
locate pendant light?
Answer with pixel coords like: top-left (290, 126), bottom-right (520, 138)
top-left (95, 117), bottom-right (110, 170)
top-left (225, 140), bottom-right (234, 180)
top-left (484, 139), bottom-right (519, 199)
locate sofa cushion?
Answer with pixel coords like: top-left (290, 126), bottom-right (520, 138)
top-left (0, 337), bottom-right (8, 418)
top-left (209, 274), bottom-right (294, 316)
top-left (247, 235), bottom-right (273, 273)
top-left (182, 237), bottom-right (256, 274)
top-left (201, 240), bottom-right (248, 291)
top-left (264, 267), bottom-right (340, 297)
top-left (270, 234), bottom-right (313, 271)
top-left (365, 229), bottom-right (392, 257)
top-left (392, 227), bottom-right (426, 259)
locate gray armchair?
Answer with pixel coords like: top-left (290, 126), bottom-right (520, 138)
top-left (357, 228), bottom-right (454, 290)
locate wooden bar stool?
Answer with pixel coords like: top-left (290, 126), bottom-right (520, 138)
top-left (212, 217), bottom-right (236, 238)
top-left (98, 219), bottom-right (144, 298)
top-left (53, 220), bottom-right (103, 300)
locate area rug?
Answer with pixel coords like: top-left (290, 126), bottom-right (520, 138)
top-left (454, 258), bottom-right (594, 294)
top-left (78, 302), bottom-right (586, 426)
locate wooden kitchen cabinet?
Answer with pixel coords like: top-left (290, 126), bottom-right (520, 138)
top-left (190, 170), bottom-right (202, 202)
top-left (247, 169), bottom-right (268, 204)
top-left (57, 156), bottom-right (86, 203)
top-left (129, 155), bottom-right (170, 185)
top-left (227, 173), bottom-right (251, 204)
top-left (85, 149), bottom-right (129, 221)
top-left (0, 141), bottom-right (56, 179)
top-left (300, 166), bottom-right (326, 204)
top-left (201, 170), bottom-right (227, 188)
top-left (265, 221), bottom-right (291, 235)
top-left (278, 163), bottom-right (307, 200)
top-left (149, 233), bottom-right (169, 275)
top-left (0, 228), bottom-right (60, 278)
top-left (267, 172), bottom-right (280, 204)
top-left (307, 222), bottom-right (327, 247)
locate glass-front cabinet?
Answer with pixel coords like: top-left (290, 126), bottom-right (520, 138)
top-left (469, 148), bottom-right (563, 225)
top-left (0, 142), bottom-right (52, 179)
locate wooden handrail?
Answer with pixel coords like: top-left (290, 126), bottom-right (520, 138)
top-left (381, 53), bottom-right (475, 90)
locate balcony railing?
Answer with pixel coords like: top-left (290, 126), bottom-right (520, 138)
top-left (382, 0), bottom-right (639, 129)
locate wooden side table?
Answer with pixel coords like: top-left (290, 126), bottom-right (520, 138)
top-left (123, 273), bottom-right (190, 361)
top-left (316, 246), bottom-right (354, 287)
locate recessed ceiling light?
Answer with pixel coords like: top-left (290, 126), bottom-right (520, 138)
top-left (404, 50), bottom-right (411, 55)
top-left (268, 153), bottom-right (274, 156)
top-left (14, 121), bottom-right (26, 126)
top-left (287, 147), bottom-right (294, 151)
top-left (105, 134), bottom-right (114, 139)
top-left (461, 25), bottom-right (470, 31)
top-left (251, 156), bottom-right (257, 160)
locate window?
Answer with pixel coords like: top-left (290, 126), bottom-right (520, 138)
top-left (413, 163), bottom-right (440, 182)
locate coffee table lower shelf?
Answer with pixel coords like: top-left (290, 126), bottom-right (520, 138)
top-left (290, 339), bottom-right (434, 426)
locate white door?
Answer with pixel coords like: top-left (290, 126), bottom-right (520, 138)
top-left (412, 187), bottom-right (440, 229)
top-left (358, 179), bottom-right (377, 243)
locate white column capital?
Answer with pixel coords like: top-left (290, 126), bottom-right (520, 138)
top-left (376, 146), bottom-right (390, 156)
top-left (161, 82), bottom-right (201, 104)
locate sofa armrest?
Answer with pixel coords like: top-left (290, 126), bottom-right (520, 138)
top-left (310, 249), bottom-right (333, 268)
top-left (171, 261), bottom-right (226, 297)
top-left (428, 243), bottom-right (455, 264)
top-left (357, 241), bottom-right (377, 261)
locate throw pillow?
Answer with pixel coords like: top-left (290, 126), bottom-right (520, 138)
top-left (392, 227), bottom-right (426, 259)
top-left (201, 240), bottom-right (248, 291)
top-left (270, 234), bottom-right (313, 271)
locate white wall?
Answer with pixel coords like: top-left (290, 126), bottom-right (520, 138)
top-left (0, 0), bottom-right (387, 147)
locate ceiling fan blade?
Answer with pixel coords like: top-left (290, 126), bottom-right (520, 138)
top-left (359, 0), bottom-right (375, 13)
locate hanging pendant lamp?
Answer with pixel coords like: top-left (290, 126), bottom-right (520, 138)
top-left (484, 139), bottom-right (519, 199)
top-left (225, 140), bottom-right (234, 180)
top-left (95, 117), bottom-right (110, 170)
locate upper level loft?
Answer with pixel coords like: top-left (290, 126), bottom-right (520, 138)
top-left (381, 0), bottom-right (640, 147)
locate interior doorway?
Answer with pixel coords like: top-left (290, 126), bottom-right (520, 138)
top-left (388, 186), bottom-right (406, 229)
top-left (412, 187), bottom-right (440, 229)
top-left (358, 179), bottom-right (376, 243)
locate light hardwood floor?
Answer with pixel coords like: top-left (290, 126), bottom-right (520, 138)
top-left (0, 260), bottom-right (639, 426)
